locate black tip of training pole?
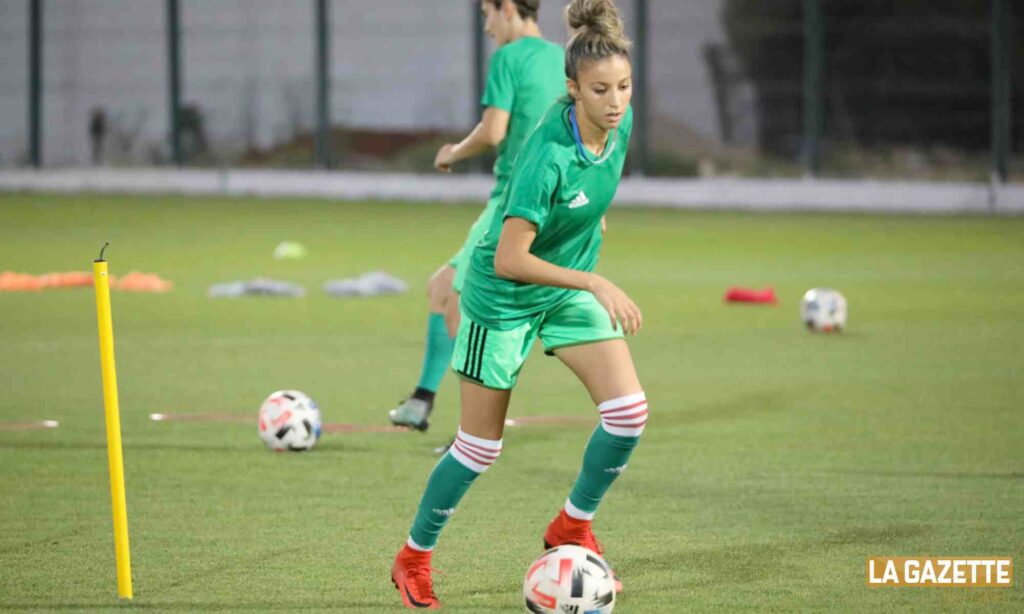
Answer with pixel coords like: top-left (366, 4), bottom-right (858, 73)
top-left (96, 242), bottom-right (110, 262)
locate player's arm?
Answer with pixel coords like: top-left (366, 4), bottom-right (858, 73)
top-left (494, 217), bottom-right (641, 334)
top-left (434, 108), bottom-right (510, 172)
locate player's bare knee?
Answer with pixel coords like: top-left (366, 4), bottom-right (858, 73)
top-left (597, 391), bottom-right (648, 438)
top-left (427, 269), bottom-right (455, 311)
top-left (427, 285), bottom-right (446, 312)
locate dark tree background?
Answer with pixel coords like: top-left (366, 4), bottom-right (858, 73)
top-left (723, 0), bottom-right (1023, 156)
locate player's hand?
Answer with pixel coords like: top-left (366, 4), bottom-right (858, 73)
top-left (589, 275), bottom-right (642, 335)
top-left (601, 215), bottom-right (607, 234)
top-left (434, 144), bottom-right (456, 172)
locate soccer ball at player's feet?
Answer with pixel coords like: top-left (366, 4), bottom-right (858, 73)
top-left (800, 288), bottom-right (848, 333)
top-left (544, 510), bottom-right (623, 593)
top-left (388, 397), bottom-right (432, 431)
top-left (523, 545), bottom-right (616, 614)
top-left (258, 390), bottom-right (322, 451)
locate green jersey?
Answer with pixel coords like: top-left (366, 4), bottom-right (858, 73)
top-left (462, 99), bottom-right (634, 330)
top-left (481, 36), bottom-right (566, 200)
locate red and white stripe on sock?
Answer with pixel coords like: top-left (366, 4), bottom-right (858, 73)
top-left (448, 427), bottom-right (502, 474)
top-left (406, 536), bottom-right (433, 552)
top-left (563, 498), bottom-right (595, 521)
top-left (598, 391), bottom-right (648, 437)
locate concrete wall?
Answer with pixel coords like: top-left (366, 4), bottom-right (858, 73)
top-left (2, 168), bottom-right (1021, 215)
top-left (0, 1), bottom-right (29, 166)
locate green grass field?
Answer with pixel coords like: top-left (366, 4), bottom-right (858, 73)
top-left (1, 193), bottom-right (1022, 612)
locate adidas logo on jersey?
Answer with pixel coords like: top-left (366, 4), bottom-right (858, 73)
top-left (568, 191), bottom-right (590, 209)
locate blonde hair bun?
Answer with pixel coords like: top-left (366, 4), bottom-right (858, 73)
top-left (565, 0), bottom-right (625, 40)
top-left (563, 0), bottom-right (631, 79)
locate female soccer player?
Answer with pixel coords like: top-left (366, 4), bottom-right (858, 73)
top-left (387, 0), bottom-right (566, 434)
top-left (391, 0), bottom-right (643, 608)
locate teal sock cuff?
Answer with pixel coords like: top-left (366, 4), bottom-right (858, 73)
top-left (409, 452), bottom-right (482, 549)
top-left (568, 426), bottom-right (641, 515)
top-left (417, 312), bottom-right (455, 393)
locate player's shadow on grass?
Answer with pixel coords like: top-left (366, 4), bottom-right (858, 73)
top-left (0, 440), bottom-right (262, 454)
top-left (0, 440), bottom-right (376, 455)
top-left (822, 468), bottom-right (1023, 480)
top-left (617, 524), bottom-right (932, 587)
top-left (656, 390), bottom-right (796, 428)
top-left (0, 602), bottom-right (394, 611)
top-left (476, 389), bottom-right (794, 446)
top-left (0, 440), bottom-right (108, 451)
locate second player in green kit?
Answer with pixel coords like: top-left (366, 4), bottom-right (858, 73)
top-left (449, 33), bottom-right (567, 294)
top-left (386, 0), bottom-right (565, 433)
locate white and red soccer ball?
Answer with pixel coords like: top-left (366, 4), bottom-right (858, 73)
top-left (800, 288), bottom-right (848, 333)
top-left (258, 390), bottom-right (322, 451)
top-left (523, 545), bottom-right (616, 613)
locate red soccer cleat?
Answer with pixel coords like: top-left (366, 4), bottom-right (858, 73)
top-left (391, 544), bottom-right (441, 609)
top-left (543, 509), bottom-right (624, 593)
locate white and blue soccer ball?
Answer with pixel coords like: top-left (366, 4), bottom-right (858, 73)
top-left (800, 288), bottom-right (848, 333)
top-left (258, 390), bottom-right (322, 451)
top-left (523, 545), bottom-right (616, 614)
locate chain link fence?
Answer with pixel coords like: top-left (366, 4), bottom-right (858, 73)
top-left (0, 0), bottom-right (1019, 182)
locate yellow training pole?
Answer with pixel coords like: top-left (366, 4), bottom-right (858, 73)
top-left (93, 247), bottom-right (133, 599)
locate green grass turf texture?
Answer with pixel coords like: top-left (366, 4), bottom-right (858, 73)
top-left (0, 193), bottom-right (1021, 612)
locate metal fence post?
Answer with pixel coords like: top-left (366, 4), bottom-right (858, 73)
top-left (802, 0), bottom-right (824, 177)
top-left (992, 0), bottom-right (1010, 184)
top-left (29, 0), bottom-right (42, 168)
top-left (167, 0), bottom-right (182, 166)
top-left (633, 0), bottom-right (649, 176)
top-left (315, 0), bottom-right (332, 169)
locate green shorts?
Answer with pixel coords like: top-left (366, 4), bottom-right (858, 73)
top-left (448, 194), bottom-right (502, 293)
top-left (451, 290), bottom-right (624, 390)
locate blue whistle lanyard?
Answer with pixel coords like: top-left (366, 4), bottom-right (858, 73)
top-left (569, 105), bottom-right (615, 164)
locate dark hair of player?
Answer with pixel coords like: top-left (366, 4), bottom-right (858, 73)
top-left (488, 0), bottom-right (540, 22)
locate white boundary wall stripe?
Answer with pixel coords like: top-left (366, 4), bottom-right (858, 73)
top-left (1, 169), bottom-right (1022, 214)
